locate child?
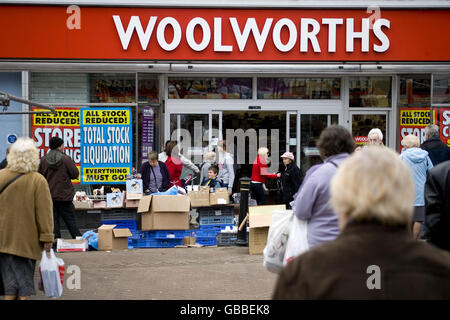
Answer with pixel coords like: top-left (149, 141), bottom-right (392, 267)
top-left (201, 164), bottom-right (222, 190)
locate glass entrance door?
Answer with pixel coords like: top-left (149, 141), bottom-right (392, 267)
top-left (299, 114), bottom-right (339, 177)
top-left (167, 112), bottom-right (222, 180)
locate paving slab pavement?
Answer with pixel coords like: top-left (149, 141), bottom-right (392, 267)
top-left (30, 246), bottom-right (279, 300)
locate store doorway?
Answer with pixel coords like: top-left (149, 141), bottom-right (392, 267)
top-left (222, 111), bottom-right (287, 196)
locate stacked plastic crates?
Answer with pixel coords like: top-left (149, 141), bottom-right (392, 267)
top-left (130, 230), bottom-right (186, 248)
top-left (196, 206), bottom-right (235, 246)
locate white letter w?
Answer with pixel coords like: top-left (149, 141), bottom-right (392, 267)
top-left (112, 15), bottom-right (157, 50)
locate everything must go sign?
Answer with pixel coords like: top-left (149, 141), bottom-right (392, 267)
top-left (32, 107), bottom-right (133, 185)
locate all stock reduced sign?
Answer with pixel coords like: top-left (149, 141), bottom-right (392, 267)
top-left (80, 108), bottom-right (132, 184)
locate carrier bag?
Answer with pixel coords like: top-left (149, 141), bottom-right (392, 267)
top-left (39, 249), bottom-right (65, 298)
top-left (283, 216), bottom-right (309, 266)
top-left (263, 210), bottom-right (293, 274)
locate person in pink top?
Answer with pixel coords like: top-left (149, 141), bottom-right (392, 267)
top-left (250, 147), bottom-right (280, 205)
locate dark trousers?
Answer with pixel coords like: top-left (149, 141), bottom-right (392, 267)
top-left (250, 182), bottom-right (267, 205)
top-left (53, 201), bottom-right (81, 239)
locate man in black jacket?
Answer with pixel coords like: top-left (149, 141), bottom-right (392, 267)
top-left (420, 124), bottom-right (450, 166)
top-left (425, 160), bottom-right (450, 252)
top-left (38, 136), bottom-right (81, 240)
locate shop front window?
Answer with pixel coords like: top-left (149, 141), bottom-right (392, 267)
top-left (168, 77), bottom-right (252, 99)
top-left (351, 114), bottom-right (387, 147)
top-left (90, 73), bottom-right (136, 103)
top-left (349, 77), bottom-right (391, 108)
top-left (30, 72), bottom-right (89, 103)
top-left (257, 78), bottom-right (340, 99)
top-left (433, 74), bottom-right (450, 104)
top-left (399, 75), bottom-right (431, 107)
top-left (138, 74), bottom-right (159, 103)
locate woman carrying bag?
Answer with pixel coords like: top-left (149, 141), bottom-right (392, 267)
top-left (0, 137), bottom-right (54, 300)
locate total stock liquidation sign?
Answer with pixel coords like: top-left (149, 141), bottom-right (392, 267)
top-left (32, 107), bottom-right (132, 184)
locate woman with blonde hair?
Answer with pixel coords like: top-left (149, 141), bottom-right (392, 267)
top-left (250, 147), bottom-right (280, 205)
top-left (0, 137), bottom-right (54, 300)
top-left (400, 134), bottom-right (433, 239)
top-left (273, 147), bottom-right (450, 299)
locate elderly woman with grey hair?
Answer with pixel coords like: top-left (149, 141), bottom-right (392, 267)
top-left (273, 147), bottom-right (450, 299)
top-left (0, 137), bottom-right (54, 300)
top-left (400, 134), bottom-right (434, 239)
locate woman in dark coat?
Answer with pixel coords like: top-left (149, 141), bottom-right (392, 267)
top-left (273, 147), bottom-right (450, 299)
top-left (280, 152), bottom-right (302, 208)
top-left (140, 151), bottom-right (170, 194)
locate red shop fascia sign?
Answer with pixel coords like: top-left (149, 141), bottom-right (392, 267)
top-left (0, 6), bottom-right (449, 61)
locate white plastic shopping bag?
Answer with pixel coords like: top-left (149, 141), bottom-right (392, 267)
top-left (283, 216), bottom-right (309, 266)
top-left (263, 210), bottom-right (293, 274)
top-left (39, 249), bottom-right (65, 298)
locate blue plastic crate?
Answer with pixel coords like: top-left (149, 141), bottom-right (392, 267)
top-left (188, 229), bottom-right (219, 238)
top-left (130, 230), bottom-right (144, 240)
top-left (216, 232), bottom-right (238, 246)
top-left (199, 224), bottom-right (235, 231)
top-left (133, 238), bottom-right (182, 248)
top-left (101, 219), bottom-right (137, 231)
top-left (142, 230), bottom-right (188, 239)
top-left (199, 216), bottom-right (234, 225)
top-left (196, 237), bottom-right (217, 246)
top-left (197, 206), bottom-right (234, 217)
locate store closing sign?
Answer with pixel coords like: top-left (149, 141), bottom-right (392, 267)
top-left (80, 108), bottom-right (132, 184)
top-left (32, 107), bottom-right (81, 184)
top-left (398, 108), bottom-right (437, 152)
top-left (440, 109), bottom-right (450, 147)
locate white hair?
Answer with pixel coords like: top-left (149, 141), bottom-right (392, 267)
top-left (6, 137), bottom-right (40, 173)
top-left (368, 128), bottom-right (383, 141)
top-left (330, 146), bottom-right (414, 226)
top-left (257, 147), bottom-right (269, 156)
top-left (401, 134), bottom-right (420, 149)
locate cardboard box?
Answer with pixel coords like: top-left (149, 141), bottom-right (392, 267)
top-left (106, 192), bottom-right (124, 208)
top-left (56, 238), bottom-right (88, 252)
top-left (188, 186), bottom-right (210, 207)
top-left (183, 236), bottom-right (197, 246)
top-left (98, 224), bottom-right (132, 251)
top-left (209, 187), bottom-right (230, 205)
top-left (126, 179), bottom-right (143, 194)
top-left (92, 200), bottom-right (107, 208)
top-left (138, 195), bottom-right (191, 230)
top-left (125, 192), bottom-right (143, 208)
top-left (248, 205), bottom-right (286, 255)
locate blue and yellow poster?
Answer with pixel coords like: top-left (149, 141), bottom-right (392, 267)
top-left (80, 108), bottom-right (132, 184)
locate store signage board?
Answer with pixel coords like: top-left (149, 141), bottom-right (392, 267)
top-left (141, 106), bottom-right (154, 164)
top-left (439, 108), bottom-right (450, 147)
top-left (398, 108), bottom-right (437, 153)
top-left (0, 7), bottom-right (449, 61)
top-left (80, 108), bottom-right (133, 184)
top-left (31, 107), bottom-right (82, 184)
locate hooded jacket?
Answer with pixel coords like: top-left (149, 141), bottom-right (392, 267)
top-left (400, 147), bottom-right (434, 206)
top-left (38, 149), bottom-right (79, 201)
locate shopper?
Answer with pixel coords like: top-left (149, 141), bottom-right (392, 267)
top-left (273, 146), bottom-right (450, 300)
top-left (0, 137), bottom-right (54, 300)
top-left (216, 140), bottom-right (235, 195)
top-left (250, 147), bottom-right (280, 205)
top-left (280, 152), bottom-right (302, 208)
top-left (420, 124), bottom-right (450, 166)
top-left (38, 136), bottom-right (81, 240)
top-left (293, 125), bottom-right (355, 249)
top-left (400, 134), bottom-right (433, 239)
top-left (424, 160), bottom-right (450, 251)
top-left (199, 151), bottom-right (217, 184)
top-left (201, 164), bottom-right (222, 190)
top-left (140, 151), bottom-right (171, 194)
top-left (163, 140), bottom-right (183, 187)
top-left (367, 128), bottom-right (384, 145)
top-left (158, 140), bottom-right (200, 175)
